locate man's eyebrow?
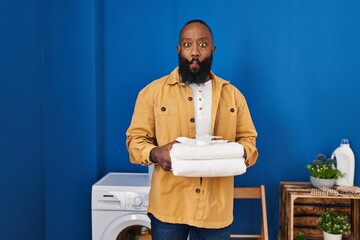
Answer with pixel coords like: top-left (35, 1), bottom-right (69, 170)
top-left (180, 37), bottom-right (210, 42)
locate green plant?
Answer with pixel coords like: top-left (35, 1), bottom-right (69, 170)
top-left (296, 231), bottom-right (306, 240)
top-left (305, 154), bottom-right (344, 179)
top-left (317, 209), bottom-right (351, 236)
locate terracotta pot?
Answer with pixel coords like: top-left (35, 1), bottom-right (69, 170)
top-left (323, 231), bottom-right (342, 240)
top-left (310, 176), bottom-right (335, 188)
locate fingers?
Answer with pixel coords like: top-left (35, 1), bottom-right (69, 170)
top-left (160, 160), bottom-right (172, 171)
top-left (150, 142), bottom-right (176, 171)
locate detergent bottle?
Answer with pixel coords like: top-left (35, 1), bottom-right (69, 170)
top-left (332, 139), bottom-right (355, 186)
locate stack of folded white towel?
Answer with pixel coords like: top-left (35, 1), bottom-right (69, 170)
top-left (170, 137), bottom-right (247, 177)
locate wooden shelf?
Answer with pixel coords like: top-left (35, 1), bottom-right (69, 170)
top-left (278, 182), bottom-right (360, 240)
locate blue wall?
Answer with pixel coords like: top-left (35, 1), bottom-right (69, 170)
top-left (41, 1), bottom-right (98, 239)
top-left (0, 0), bottom-right (44, 239)
top-left (1, 0), bottom-right (360, 239)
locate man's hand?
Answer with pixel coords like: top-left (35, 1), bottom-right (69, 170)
top-left (150, 141), bottom-right (177, 171)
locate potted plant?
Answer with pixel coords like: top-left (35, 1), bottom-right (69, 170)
top-left (317, 209), bottom-right (351, 240)
top-left (305, 154), bottom-right (344, 188)
top-left (296, 231), bottom-right (307, 240)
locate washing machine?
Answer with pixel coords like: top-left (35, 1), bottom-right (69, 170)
top-left (92, 172), bottom-right (151, 240)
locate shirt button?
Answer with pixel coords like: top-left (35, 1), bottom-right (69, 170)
top-left (190, 118), bottom-right (195, 123)
top-left (196, 188), bottom-right (201, 193)
top-left (161, 107), bottom-right (166, 111)
top-left (230, 108), bottom-right (235, 113)
top-left (188, 97), bottom-right (193, 101)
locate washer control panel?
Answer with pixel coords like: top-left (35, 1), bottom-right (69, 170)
top-left (126, 192), bottom-right (149, 210)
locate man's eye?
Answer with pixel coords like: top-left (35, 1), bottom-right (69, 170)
top-left (184, 42), bottom-right (192, 47)
top-left (199, 42), bottom-right (207, 47)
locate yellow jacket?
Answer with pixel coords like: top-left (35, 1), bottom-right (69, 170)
top-left (126, 67), bottom-right (258, 228)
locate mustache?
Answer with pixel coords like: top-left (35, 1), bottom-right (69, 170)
top-left (190, 58), bottom-right (200, 64)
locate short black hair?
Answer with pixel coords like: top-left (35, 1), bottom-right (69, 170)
top-left (179, 19), bottom-right (213, 42)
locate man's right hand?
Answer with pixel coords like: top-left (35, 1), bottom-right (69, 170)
top-left (150, 141), bottom-right (177, 171)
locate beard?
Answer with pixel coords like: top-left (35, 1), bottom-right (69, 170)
top-left (178, 54), bottom-right (213, 84)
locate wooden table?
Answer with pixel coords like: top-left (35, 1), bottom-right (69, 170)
top-left (278, 182), bottom-right (360, 240)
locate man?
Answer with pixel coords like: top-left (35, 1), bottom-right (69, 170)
top-left (126, 19), bottom-right (258, 240)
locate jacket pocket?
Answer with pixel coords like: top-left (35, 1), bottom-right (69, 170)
top-left (154, 104), bottom-right (181, 143)
top-left (215, 105), bottom-right (237, 140)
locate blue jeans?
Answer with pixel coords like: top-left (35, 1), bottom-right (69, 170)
top-left (149, 214), bottom-right (231, 240)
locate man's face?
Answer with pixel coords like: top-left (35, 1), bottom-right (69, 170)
top-left (177, 22), bottom-right (216, 83)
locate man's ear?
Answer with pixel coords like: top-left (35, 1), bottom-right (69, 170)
top-left (212, 46), bottom-right (216, 54)
top-left (176, 45), bottom-right (181, 53)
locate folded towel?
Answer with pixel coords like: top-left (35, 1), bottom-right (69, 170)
top-left (176, 136), bottom-right (228, 146)
top-left (171, 138), bottom-right (244, 160)
top-left (171, 158), bottom-right (247, 177)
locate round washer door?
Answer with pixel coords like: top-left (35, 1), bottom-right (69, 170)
top-left (101, 213), bottom-right (151, 240)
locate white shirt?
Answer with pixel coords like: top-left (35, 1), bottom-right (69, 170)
top-left (189, 80), bottom-right (212, 136)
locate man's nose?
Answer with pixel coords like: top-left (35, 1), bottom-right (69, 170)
top-left (191, 45), bottom-right (200, 57)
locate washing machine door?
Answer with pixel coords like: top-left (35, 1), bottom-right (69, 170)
top-left (101, 213), bottom-right (151, 240)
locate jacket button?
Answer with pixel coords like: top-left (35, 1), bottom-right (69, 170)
top-left (188, 97), bottom-right (193, 101)
top-left (196, 188), bottom-right (201, 193)
top-left (230, 108), bottom-right (235, 113)
top-left (161, 107), bottom-right (166, 111)
top-left (190, 118), bottom-right (195, 123)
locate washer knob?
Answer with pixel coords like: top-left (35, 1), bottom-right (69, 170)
top-left (133, 196), bottom-right (143, 207)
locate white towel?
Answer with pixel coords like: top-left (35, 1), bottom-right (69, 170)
top-left (169, 139), bottom-right (247, 177)
top-left (171, 138), bottom-right (244, 160)
top-left (171, 158), bottom-right (247, 177)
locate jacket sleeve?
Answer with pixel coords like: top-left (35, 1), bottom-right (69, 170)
top-left (236, 95), bottom-right (258, 167)
top-left (126, 89), bottom-right (157, 166)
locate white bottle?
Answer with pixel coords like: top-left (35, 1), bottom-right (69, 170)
top-left (332, 139), bottom-right (355, 186)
